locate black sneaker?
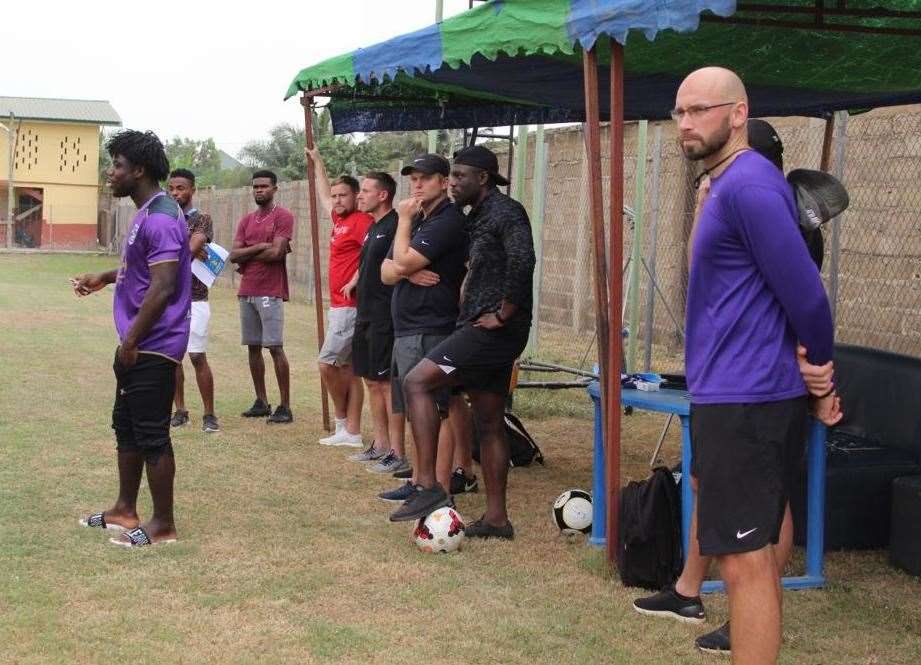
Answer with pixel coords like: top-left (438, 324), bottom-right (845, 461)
top-left (170, 410), bottom-right (189, 427)
top-left (266, 405), bottom-right (293, 424)
top-left (377, 482), bottom-right (418, 504)
top-left (464, 516), bottom-right (514, 540)
top-left (696, 622), bottom-right (731, 656)
top-left (388, 484), bottom-right (450, 522)
top-left (449, 467), bottom-right (478, 495)
top-left (633, 586), bottom-right (706, 624)
top-left (241, 399), bottom-right (271, 417)
top-left (202, 414), bottom-right (221, 433)
top-left (393, 467), bottom-right (413, 479)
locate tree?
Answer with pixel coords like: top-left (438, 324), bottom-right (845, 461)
top-left (161, 137), bottom-right (253, 188)
top-left (165, 137), bottom-right (222, 174)
top-left (238, 123), bottom-right (305, 180)
top-left (98, 129), bottom-right (113, 184)
top-left (365, 128), bottom-right (463, 165)
top-left (209, 167), bottom-right (254, 189)
top-left (238, 109), bottom-right (392, 182)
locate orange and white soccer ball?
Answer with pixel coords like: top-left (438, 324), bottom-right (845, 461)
top-left (413, 506), bottom-right (466, 553)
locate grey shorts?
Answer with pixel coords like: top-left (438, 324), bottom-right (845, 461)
top-left (318, 307), bottom-right (357, 366)
top-left (391, 333), bottom-right (450, 416)
top-left (240, 296), bottom-right (284, 347)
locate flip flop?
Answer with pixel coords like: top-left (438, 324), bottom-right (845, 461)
top-left (78, 513), bottom-right (127, 532)
top-left (109, 527), bottom-right (177, 548)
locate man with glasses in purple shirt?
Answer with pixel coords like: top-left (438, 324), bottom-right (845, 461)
top-left (73, 130), bottom-right (191, 548)
top-left (660, 68), bottom-right (839, 664)
top-left (633, 117), bottom-right (842, 658)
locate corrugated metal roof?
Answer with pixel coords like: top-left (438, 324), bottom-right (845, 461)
top-left (0, 96), bottom-right (121, 125)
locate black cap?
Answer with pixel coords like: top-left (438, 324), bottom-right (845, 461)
top-left (452, 145), bottom-right (509, 186)
top-left (401, 154), bottom-right (450, 177)
top-left (747, 119), bottom-right (784, 170)
top-left (786, 169), bottom-right (850, 230)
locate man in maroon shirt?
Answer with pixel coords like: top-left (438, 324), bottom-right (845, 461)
top-left (306, 148), bottom-right (373, 447)
top-left (229, 170), bottom-right (295, 424)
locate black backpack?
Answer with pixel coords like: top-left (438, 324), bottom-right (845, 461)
top-left (617, 466), bottom-right (682, 590)
top-left (472, 411), bottom-right (544, 468)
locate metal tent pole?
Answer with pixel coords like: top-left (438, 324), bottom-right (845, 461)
top-left (625, 120), bottom-right (648, 372)
top-left (512, 124), bottom-right (528, 201)
top-left (427, 0), bottom-right (444, 153)
top-left (506, 125), bottom-right (515, 195)
top-left (643, 125), bottom-right (663, 371)
top-left (581, 46), bottom-right (612, 466)
top-left (819, 113), bottom-right (835, 172)
top-left (301, 94), bottom-right (331, 432)
top-left (5, 113), bottom-right (18, 249)
top-left (606, 38), bottom-right (626, 566)
top-left (526, 125), bottom-right (548, 356)
top-left (828, 111), bottom-right (849, 323)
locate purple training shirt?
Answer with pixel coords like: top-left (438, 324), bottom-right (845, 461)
top-left (114, 191), bottom-right (191, 362)
top-left (686, 150), bottom-right (834, 405)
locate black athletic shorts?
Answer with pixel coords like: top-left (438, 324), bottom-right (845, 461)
top-left (352, 319), bottom-right (394, 381)
top-left (112, 349), bottom-right (176, 462)
top-left (691, 396), bottom-right (808, 556)
top-left (425, 322), bottom-right (528, 396)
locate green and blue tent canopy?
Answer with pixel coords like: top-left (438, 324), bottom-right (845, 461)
top-left (285, 0), bottom-right (921, 133)
top-left (288, 1), bottom-right (921, 560)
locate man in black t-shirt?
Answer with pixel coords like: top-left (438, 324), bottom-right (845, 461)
top-left (389, 146), bottom-right (535, 537)
top-left (345, 171), bottom-right (409, 473)
top-left (381, 154), bottom-right (474, 508)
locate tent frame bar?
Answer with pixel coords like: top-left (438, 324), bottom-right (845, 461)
top-left (606, 39), bottom-right (626, 565)
top-left (301, 94), bottom-right (332, 432)
top-left (736, 2), bottom-right (921, 22)
top-left (705, 12), bottom-right (921, 37)
top-left (581, 41), bottom-right (626, 566)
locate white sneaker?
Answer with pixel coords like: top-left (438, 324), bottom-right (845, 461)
top-left (319, 430), bottom-right (363, 447)
top-left (318, 419), bottom-right (346, 445)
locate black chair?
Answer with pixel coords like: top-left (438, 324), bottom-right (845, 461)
top-left (791, 344), bottom-right (921, 551)
top-left (891, 475), bottom-right (921, 576)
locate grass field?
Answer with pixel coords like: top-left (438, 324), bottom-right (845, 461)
top-left (1, 253), bottom-right (919, 665)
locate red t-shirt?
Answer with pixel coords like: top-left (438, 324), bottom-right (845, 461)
top-left (234, 206), bottom-right (295, 301)
top-left (329, 210), bottom-right (373, 307)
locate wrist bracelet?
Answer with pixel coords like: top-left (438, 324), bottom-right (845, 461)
top-left (495, 310), bottom-right (506, 324)
top-left (816, 386), bottom-right (835, 399)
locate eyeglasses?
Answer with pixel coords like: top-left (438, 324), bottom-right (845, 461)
top-left (669, 102), bottom-right (736, 121)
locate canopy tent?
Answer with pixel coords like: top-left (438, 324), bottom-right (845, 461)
top-left (286, 0), bottom-right (921, 566)
top-left (286, 0), bottom-right (921, 132)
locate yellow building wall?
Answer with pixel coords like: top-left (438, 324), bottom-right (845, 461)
top-left (1, 121), bottom-right (101, 241)
top-left (39, 183), bottom-right (99, 224)
top-left (1, 121), bottom-right (100, 187)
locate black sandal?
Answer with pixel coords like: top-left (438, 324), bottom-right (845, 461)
top-left (78, 512), bottom-right (126, 532)
top-left (109, 527), bottom-right (177, 548)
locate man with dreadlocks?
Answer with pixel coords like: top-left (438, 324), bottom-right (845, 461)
top-left (72, 129), bottom-right (191, 548)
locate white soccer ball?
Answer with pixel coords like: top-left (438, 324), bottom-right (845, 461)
top-left (552, 489), bottom-right (593, 535)
top-left (413, 506), bottom-right (466, 553)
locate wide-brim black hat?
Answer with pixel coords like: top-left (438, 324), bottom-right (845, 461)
top-left (787, 169), bottom-right (850, 230)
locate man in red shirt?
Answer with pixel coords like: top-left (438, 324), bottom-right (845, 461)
top-left (306, 148), bottom-right (373, 446)
top-left (229, 170), bottom-right (295, 424)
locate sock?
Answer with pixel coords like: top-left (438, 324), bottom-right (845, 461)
top-left (334, 417), bottom-right (346, 432)
top-left (673, 586), bottom-right (699, 601)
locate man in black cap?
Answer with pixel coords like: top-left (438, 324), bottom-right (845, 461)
top-left (746, 119), bottom-right (824, 268)
top-left (379, 154), bottom-right (471, 508)
top-left (389, 145), bottom-right (536, 538)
